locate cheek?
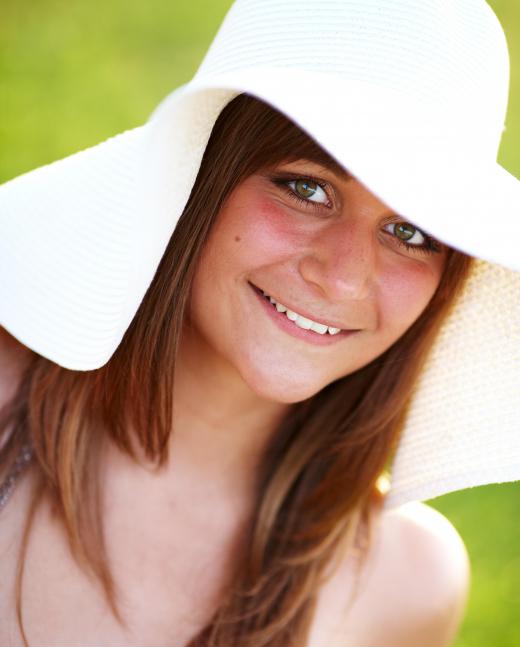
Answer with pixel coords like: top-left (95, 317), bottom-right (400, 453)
top-left (188, 191), bottom-right (305, 335)
top-left (377, 259), bottom-right (443, 334)
top-left (235, 196), bottom-right (304, 258)
top-left (226, 194), bottom-right (307, 265)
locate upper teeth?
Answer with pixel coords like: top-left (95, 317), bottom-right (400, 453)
top-left (262, 292), bottom-right (341, 335)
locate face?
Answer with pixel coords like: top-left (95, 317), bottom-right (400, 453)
top-left (186, 159), bottom-right (447, 403)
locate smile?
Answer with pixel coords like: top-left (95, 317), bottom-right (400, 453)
top-left (261, 292), bottom-right (341, 335)
top-left (249, 282), bottom-right (358, 346)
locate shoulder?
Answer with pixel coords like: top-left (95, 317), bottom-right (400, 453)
top-left (384, 500), bottom-right (470, 586)
top-left (0, 467), bottom-right (36, 641)
top-left (383, 501), bottom-right (470, 622)
top-left (309, 501), bottom-right (470, 647)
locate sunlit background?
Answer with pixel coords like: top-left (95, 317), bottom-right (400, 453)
top-left (1, 2), bottom-right (519, 644)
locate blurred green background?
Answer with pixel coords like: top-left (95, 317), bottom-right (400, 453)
top-left (1, 1), bottom-right (519, 644)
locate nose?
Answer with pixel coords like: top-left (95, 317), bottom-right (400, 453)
top-left (298, 219), bottom-right (377, 302)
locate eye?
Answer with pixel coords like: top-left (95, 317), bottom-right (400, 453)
top-left (382, 221), bottom-right (443, 255)
top-left (287, 179), bottom-right (329, 205)
top-left (268, 173), bottom-right (332, 211)
top-left (384, 222), bottom-right (425, 246)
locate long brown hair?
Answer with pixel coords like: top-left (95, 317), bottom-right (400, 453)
top-left (1, 93), bottom-right (473, 646)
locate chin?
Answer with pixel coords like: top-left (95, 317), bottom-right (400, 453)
top-left (238, 360), bottom-right (331, 404)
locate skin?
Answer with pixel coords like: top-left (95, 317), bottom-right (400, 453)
top-left (188, 160), bottom-right (446, 403)
top-left (0, 161), bottom-right (467, 645)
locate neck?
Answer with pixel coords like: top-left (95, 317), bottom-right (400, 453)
top-left (169, 326), bottom-right (290, 503)
top-left (104, 325), bottom-right (290, 529)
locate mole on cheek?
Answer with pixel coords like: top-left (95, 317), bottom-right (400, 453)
top-left (234, 236), bottom-right (241, 242)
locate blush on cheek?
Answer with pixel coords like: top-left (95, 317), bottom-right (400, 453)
top-left (379, 261), bottom-right (442, 330)
top-left (235, 195), bottom-right (306, 258)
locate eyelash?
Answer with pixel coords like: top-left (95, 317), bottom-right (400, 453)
top-left (388, 227), bottom-right (443, 255)
top-left (271, 174), bottom-right (331, 210)
top-left (269, 174), bottom-right (442, 255)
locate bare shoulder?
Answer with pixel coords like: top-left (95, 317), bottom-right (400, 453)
top-left (382, 501), bottom-right (470, 625)
top-left (0, 468), bottom-right (36, 646)
top-left (309, 501), bottom-right (471, 647)
top-left (385, 500), bottom-right (470, 582)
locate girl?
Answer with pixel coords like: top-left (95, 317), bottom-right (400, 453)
top-left (0, 1), bottom-right (518, 645)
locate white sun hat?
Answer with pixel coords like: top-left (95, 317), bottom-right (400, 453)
top-left (0, 0), bottom-right (518, 509)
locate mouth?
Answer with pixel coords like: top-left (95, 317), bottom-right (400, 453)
top-left (249, 282), bottom-right (359, 345)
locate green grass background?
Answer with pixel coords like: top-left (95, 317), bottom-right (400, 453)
top-left (1, 1), bottom-right (519, 644)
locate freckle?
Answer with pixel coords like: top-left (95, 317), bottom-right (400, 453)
top-left (234, 236), bottom-right (241, 242)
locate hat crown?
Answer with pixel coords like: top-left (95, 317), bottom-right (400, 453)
top-left (195, 0), bottom-right (510, 156)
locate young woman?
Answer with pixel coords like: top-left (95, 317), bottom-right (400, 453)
top-left (0, 1), bottom-right (518, 646)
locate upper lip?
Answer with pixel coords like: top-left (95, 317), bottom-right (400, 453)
top-left (253, 283), bottom-right (359, 331)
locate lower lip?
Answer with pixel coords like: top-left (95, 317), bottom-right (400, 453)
top-left (249, 283), bottom-right (358, 346)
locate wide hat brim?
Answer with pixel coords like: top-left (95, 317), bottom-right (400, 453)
top-left (0, 70), bottom-right (519, 508)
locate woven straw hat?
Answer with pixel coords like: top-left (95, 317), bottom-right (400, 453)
top-left (0, 0), bottom-right (518, 509)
